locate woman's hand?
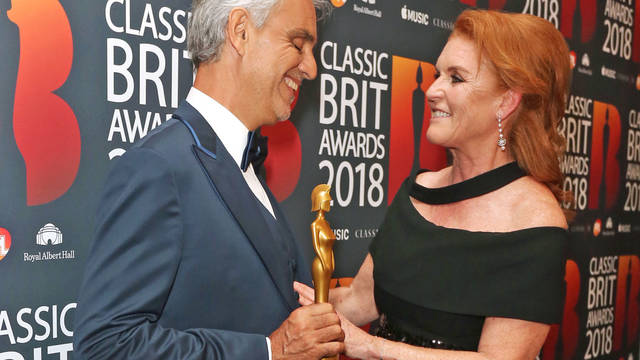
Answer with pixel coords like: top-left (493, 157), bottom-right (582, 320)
top-left (293, 281), bottom-right (315, 306)
top-left (337, 312), bottom-right (380, 360)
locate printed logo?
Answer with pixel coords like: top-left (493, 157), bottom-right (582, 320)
top-left (8, 0), bottom-right (80, 206)
top-left (401, 5), bottom-right (429, 26)
top-left (618, 223), bottom-right (631, 233)
top-left (613, 255), bottom-right (640, 352)
top-left (636, 75), bottom-right (640, 91)
top-left (569, 51), bottom-right (577, 69)
top-left (541, 260), bottom-right (581, 360)
top-left (589, 102), bottom-right (622, 211)
top-left (560, 0), bottom-right (597, 43)
top-left (601, 65), bottom-right (617, 79)
top-left (577, 53), bottom-right (593, 76)
top-left (602, 216), bottom-right (616, 236)
top-left (352, 0), bottom-right (381, 18)
top-left (594, 219), bottom-right (602, 236)
top-left (388, 56), bottom-right (447, 203)
top-left (259, 87), bottom-right (302, 202)
top-left (0, 228), bottom-right (11, 261)
top-left (599, 65), bottom-right (636, 86)
top-left (581, 53), bottom-right (590, 67)
top-left (262, 120), bottom-right (302, 202)
top-left (36, 223), bottom-right (63, 245)
top-left (23, 223), bottom-right (75, 262)
top-left (330, 0), bottom-right (347, 7)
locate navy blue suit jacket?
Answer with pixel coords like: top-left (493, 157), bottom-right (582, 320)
top-left (74, 102), bottom-right (312, 359)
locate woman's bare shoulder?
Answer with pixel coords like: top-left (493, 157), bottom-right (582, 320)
top-left (507, 177), bottom-right (568, 230)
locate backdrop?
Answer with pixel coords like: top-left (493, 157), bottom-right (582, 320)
top-left (0, 0), bottom-right (639, 359)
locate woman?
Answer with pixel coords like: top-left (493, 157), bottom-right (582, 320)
top-left (295, 9), bottom-right (571, 359)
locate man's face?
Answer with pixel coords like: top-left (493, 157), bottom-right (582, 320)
top-left (244, 0), bottom-right (318, 127)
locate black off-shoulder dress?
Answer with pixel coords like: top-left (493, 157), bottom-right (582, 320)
top-left (369, 162), bottom-right (567, 350)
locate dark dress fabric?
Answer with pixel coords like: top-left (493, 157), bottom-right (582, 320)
top-left (370, 164), bottom-right (568, 351)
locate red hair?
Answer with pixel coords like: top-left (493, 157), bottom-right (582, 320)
top-left (453, 10), bottom-right (572, 212)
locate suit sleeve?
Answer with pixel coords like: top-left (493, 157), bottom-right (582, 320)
top-left (73, 147), bottom-right (269, 360)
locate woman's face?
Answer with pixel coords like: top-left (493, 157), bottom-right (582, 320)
top-left (426, 35), bottom-right (506, 152)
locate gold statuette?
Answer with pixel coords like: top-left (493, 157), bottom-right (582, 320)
top-left (310, 184), bottom-right (338, 360)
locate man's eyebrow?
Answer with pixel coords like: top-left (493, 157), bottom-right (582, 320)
top-left (287, 28), bottom-right (316, 43)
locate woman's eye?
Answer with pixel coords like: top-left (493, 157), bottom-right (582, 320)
top-left (451, 74), bottom-right (464, 83)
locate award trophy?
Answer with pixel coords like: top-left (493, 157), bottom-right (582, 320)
top-left (310, 184), bottom-right (338, 360)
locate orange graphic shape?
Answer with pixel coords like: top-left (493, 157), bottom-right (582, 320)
top-left (588, 102), bottom-right (621, 210)
top-left (541, 259), bottom-right (580, 359)
top-left (8, 0), bottom-right (80, 206)
top-left (633, 0), bottom-right (640, 62)
top-left (388, 56), bottom-right (447, 204)
top-left (330, 0), bottom-right (346, 8)
top-left (262, 120), bottom-right (301, 202)
top-left (569, 51), bottom-right (576, 69)
top-left (0, 228), bottom-right (11, 261)
top-left (614, 255), bottom-right (640, 351)
top-left (561, 259), bottom-right (580, 359)
top-left (560, 0), bottom-right (597, 43)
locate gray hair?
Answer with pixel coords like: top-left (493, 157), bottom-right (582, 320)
top-left (188, 0), bottom-right (331, 68)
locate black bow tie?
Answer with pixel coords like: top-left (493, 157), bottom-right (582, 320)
top-left (241, 131), bottom-right (268, 172)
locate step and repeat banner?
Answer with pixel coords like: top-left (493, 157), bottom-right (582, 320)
top-left (0, 0), bottom-right (639, 359)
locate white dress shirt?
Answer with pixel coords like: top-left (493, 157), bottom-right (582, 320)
top-left (186, 87), bottom-right (276, 219)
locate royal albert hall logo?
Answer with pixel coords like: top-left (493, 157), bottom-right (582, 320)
top-left (0, 228), bottom-right (11, 261)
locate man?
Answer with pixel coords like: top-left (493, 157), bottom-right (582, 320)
top-left (73, 0), bottom-right (344, 358)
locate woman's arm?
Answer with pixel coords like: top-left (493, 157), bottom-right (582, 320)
top-left (340, 314), bottom-right (550, 360)
top-left (294, 254), bottom-right (379, 326)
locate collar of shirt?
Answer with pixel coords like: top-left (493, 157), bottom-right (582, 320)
top-left (185, 86), bottom-right (249, 169)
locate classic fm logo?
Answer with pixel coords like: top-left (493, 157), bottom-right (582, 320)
top-left (330, 0), bottom-right (347, 8)
top-left (0, 228), bottom-right (11, 261)
top-left (387, 56), bottom-right (447, 204)
top-left (7, 0), bottom-right (80, 206)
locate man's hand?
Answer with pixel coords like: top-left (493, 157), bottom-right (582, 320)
top-left (269, 303), bottom-right (345, 360)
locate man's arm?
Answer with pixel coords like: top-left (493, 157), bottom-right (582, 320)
top-left (73, 148), bottom-right (269, 360)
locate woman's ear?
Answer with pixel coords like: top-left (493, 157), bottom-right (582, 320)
top-left (498, 89), bottom-right (522, 121)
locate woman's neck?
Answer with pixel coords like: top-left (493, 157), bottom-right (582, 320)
top-left (448, 148), bottom-right (515, 185)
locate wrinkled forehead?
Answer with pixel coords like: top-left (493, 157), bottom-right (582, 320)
top-left (266, 0), bottom-right (318, 35)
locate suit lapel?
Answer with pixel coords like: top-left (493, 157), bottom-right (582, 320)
top-left (173, 103), bottom-right (297, 310)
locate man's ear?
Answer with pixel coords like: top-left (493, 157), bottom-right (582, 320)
top-left (498, 89), bottom-right (522, 121)
top-left (226, 7), bottom-right (251, 57)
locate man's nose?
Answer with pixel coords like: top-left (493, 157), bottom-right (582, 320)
top-left (300, 50), bottom-right (318, 80)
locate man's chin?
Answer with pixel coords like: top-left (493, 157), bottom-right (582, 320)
top-left (275, 110), bottom-right (292, 122)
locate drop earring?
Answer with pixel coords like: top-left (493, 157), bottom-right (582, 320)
top-left (497, 113), bottom-right (506, 151)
